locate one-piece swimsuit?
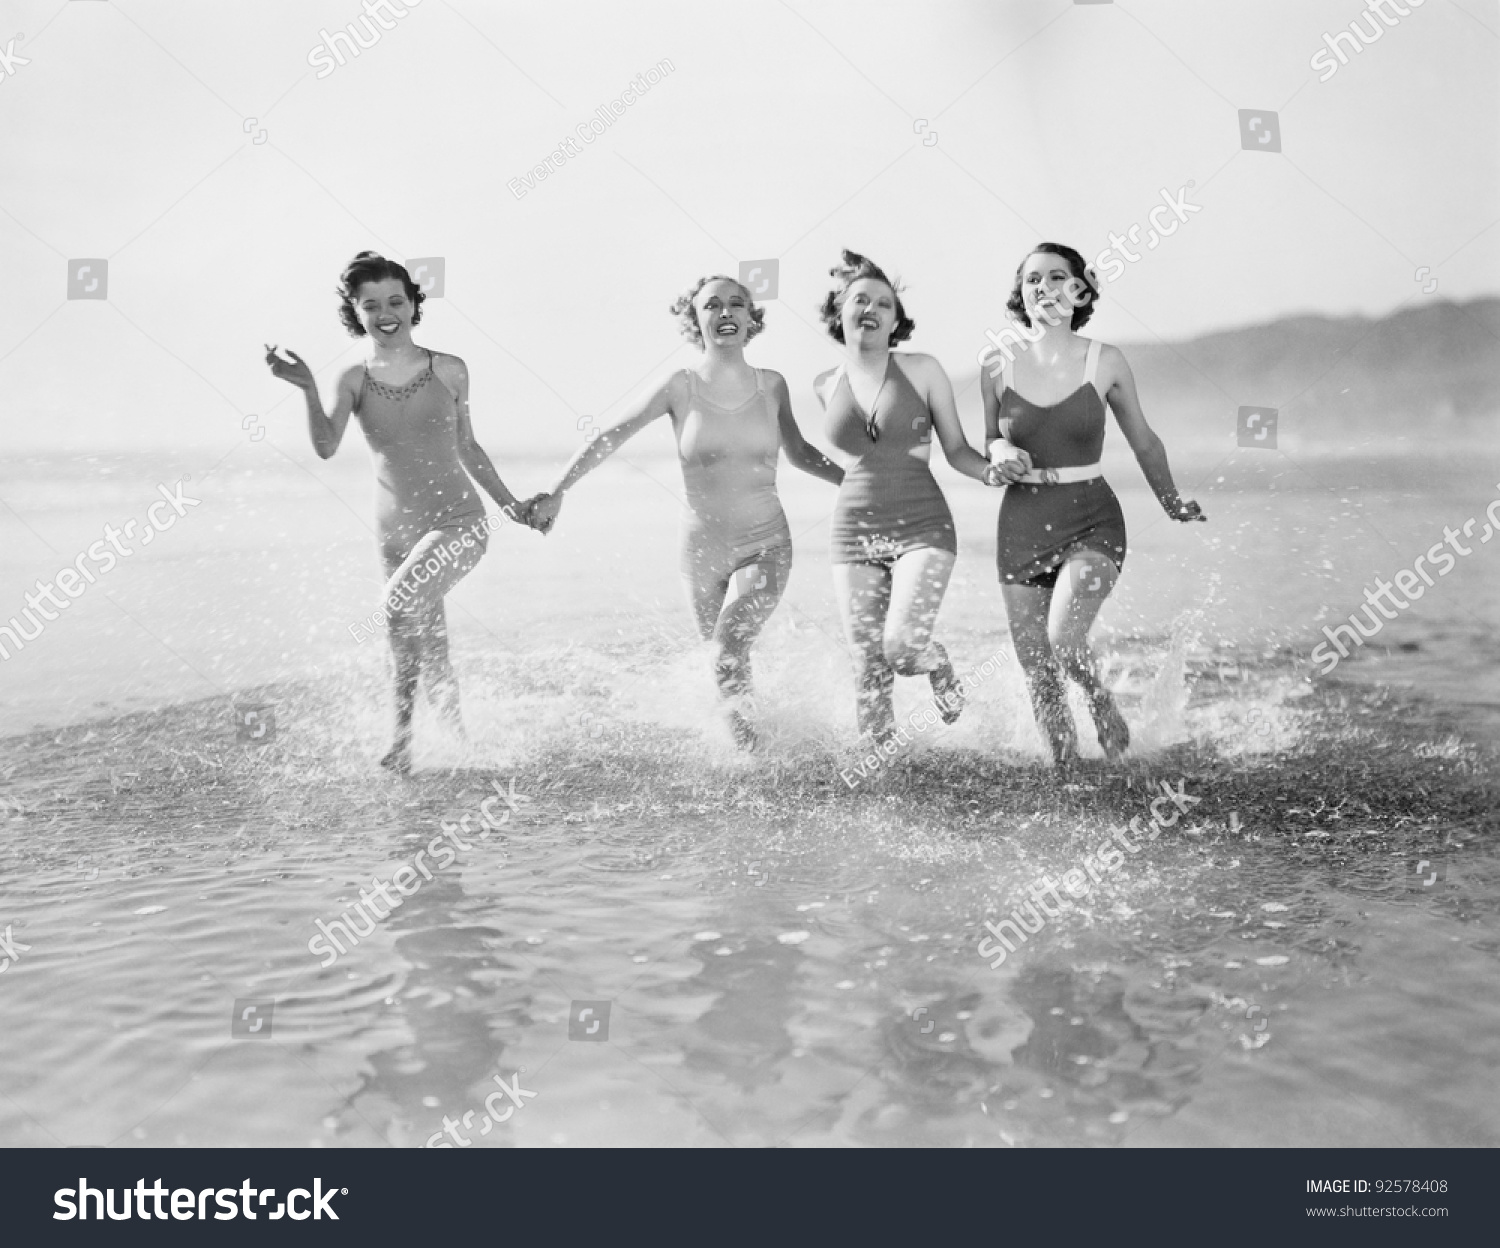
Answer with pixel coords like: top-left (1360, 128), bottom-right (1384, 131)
top-left (824, 355), bottom-right (956, 564)
top-left (355, 349), bottom-right (488, 570)
top-left (675, 367), bottom-right (793, 593)
top-left (994, 338), bottom-right (1126, 589)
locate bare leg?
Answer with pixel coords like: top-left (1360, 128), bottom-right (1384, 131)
top-left (833, 562), bottom-right (895, 739)
top-left (378, 529), bottom-right (486, 773)
top-left (883, 548), bottom-right (962, 722)
top-left (421, 600), bottom-right (464, 735)
top-left (686, 546), bottom-right (793, 750)
top-left (1049, 550), bottom-right (1126, 759)
top-left (713, 548), bottom-right (793, 749)
top-left (1002, 581), bottom-right (1077, 768)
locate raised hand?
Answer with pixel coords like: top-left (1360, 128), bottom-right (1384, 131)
top-left (264, 344), bottom-right (315, 391)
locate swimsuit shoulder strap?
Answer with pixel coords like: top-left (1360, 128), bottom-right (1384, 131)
top-left (355, 362), bottom-right (369, 411)
top-left (888, 351), bottom-right (914, 396)
top-left (429, 348), bottom-right (462, 402)
top-left (1083, 339), bottom-right (1102, 390)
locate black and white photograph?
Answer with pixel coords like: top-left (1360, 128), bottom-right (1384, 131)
top-left (2, 0), bottom-right (1497, 1192)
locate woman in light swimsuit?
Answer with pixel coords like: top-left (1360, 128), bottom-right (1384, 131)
top-left (983, 242), bottom-right (1204, 768)
top-left (265, 251), bottom-right (539, 773)
top-left (814, 249), bottom-right (1004, 743)
top-left (528, 276), bottom-right (843, 749)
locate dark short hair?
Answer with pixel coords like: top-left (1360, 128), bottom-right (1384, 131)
top-left (1006, 243), bottom-right (1099, 331)
top-left (337, 251), bottom-right (425, 337)
top-left (669, 275), bottom-right (766, 348)
top-left (819, 249), bottom-right (915, 345)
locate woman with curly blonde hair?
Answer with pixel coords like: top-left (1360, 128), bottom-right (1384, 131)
top-left (529, 275), bottom-right (842, 749)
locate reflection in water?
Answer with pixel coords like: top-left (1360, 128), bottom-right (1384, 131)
top-left (342, 843), bottom-right (528, 1148)
top-left (1, 637), bottom-right (1498, 1148)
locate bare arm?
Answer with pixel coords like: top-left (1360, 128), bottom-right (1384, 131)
top-left (548, 372), bottom-right (682, 496)
top-left (981, 368), bottom-right (1002, 453)
top-left (904, 354), bottom-right (1000, 486)
top-left (264, 346), bottom-right (356, 459)
top-left (1099, 345), bottom-right (1205, 521)
top-left (438, 354), bottom-right (526, 521)
top-left (981, 368), bottom-right (1031, 484)
top-left (767, 372), bottom-right (842, 486)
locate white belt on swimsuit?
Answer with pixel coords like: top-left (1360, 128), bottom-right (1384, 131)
top-left (1016, 462), bottom-right (1102, 485)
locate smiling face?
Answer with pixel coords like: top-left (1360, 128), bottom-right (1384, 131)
top-left (693, 279), bottom-right (752, 348)
top-left (1019, 252), bottom-right (1088, 326)
top-left (354, 277), bottom-right (415, 342)
top-left (839, 277), bottom-right (898, 346)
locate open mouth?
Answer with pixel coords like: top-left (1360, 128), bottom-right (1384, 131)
top-left (375, 321), bottom-right (400, 335)
top-left (714, 322), bottom-right (738, 337)
top-left (858, 316), bottom-right (880, 330)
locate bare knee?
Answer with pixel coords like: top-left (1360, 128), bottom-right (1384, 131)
top-left (1010, 630), bottom-right (1054, 672)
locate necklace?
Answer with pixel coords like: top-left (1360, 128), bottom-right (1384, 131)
top-left (847, 360), bottom-right (891, 442)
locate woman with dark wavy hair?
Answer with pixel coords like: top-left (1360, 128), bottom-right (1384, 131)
top-left (264, 251), bottom-right (540, 773)
top-left (528, 275), bottom-right (842, 750)
top-left (815, 249), bottom-right (1003, 743)
top-left (983, 242), bottom-right (1204, 768)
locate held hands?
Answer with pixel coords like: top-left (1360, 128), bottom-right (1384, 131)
top-left (518, 491), bottom-right (562, 535)
top-left (263, 344), bottom-right (315, 391)
top-left (986, 440), bottom-right (1032, 486)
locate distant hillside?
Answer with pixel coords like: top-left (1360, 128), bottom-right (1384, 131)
top-left (960, 297), bottom-right (1500, 449)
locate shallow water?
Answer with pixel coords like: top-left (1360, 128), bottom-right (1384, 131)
top-left (1, 450), bottom-right (1497, 1146)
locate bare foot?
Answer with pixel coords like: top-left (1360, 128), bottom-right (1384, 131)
top-left (1025, 681), bottom-right (1079, 770)
top-left (379, 735), bottom-right (412, 775)
top-left (929, 661), bottom-right (965, 725)
top-left (727, 707), bottom-right (758, 752)
top-left (1040, 711), bottom-right (1079, 771)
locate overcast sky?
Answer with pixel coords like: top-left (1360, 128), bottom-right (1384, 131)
top-left (2, 0), bottom-right (1496, 452)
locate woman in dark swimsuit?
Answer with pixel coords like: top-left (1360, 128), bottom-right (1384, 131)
top-left (265, 251), bottom-right (539, 773)
top-left (815, 250), bottom-right (1004, 742)
top-left (982, 242), bottom-right (1204, 768)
